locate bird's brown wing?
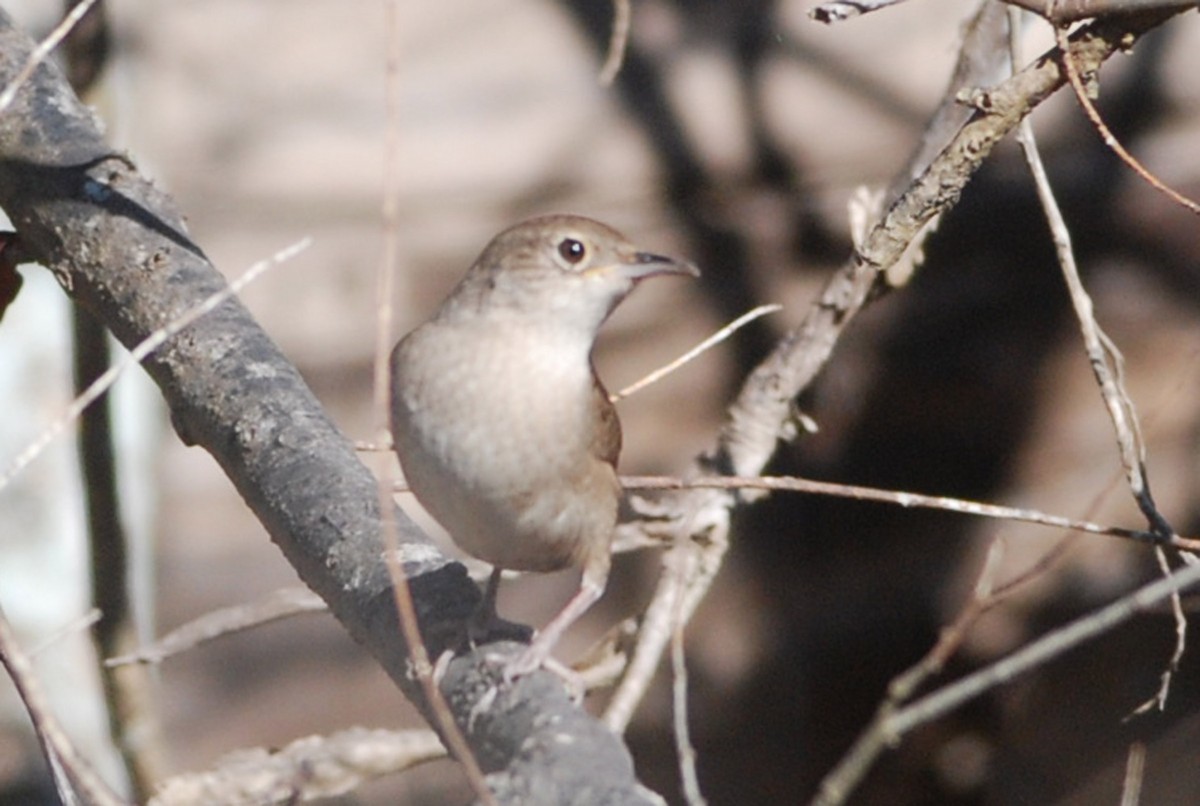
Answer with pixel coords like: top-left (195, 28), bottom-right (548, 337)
top-left (589, 371), bottom-right (622, 468)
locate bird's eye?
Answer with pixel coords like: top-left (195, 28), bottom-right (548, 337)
top-left (557, 238), bottom-right (587, 265)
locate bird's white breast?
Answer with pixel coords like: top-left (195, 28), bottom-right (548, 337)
top-left (391, 315), bottom-right (615, 571)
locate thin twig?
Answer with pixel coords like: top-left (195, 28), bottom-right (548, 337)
top-left (1119, 742), bottom-right (1146, 806)
top-left (598, 0), bottom-right (632, 87)
top-left (670, 544), bottom-right (705, 806)
top-left (619, 475), bottom-right (1197, 550)
top-left (74, 304), bottom-right (162, 796)
top-left (149, 728), bottom-right (446, 805)
top-left (28, 608), bottom-right (102, 657)
top-left (815, 527), bottom-right (1088, 803)
top-left (813, 310), bottom-right (1195, 805)
top-left (375, 4), bottom-right (492, 802)
top-left (1018, 22), bottom-right (1173, 537)
top-left (611, 304), bottom-right (782, 402)
top-left (1018, 7), bottom-right (1191, 719)
top-left (1127, 548), bottom-right (1189, 715)
top-left (895, 538), bottom-right (1007, 697)
top-left (0, 238), bottom-right (310, 493)
top-left (812, 539), bottom-right (1010, 806)
top-left (814, 524), bottom-right (1079, 806)
top-left (0, 0), bottom-right (99, 115)
top-left (1054, 24), bottom-right (1200, 214)
top-left (105, 588), bottom-right (327, 667)
top-left (603, 484), bottom-right (729, 733)
top-left (0, 603), bottom-right (127, 806)
top-left (813, 558), bottom-right (1200, 805)
top-left (891, 560), bottom-right (1200, 738)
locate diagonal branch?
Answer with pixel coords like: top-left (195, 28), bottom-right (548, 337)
top-left (718, 5), bottom-right (1182, 481)
top-left (813, 556), bottom-right (1200, 806)
top-left (0, 604), bottom-right (126, 806)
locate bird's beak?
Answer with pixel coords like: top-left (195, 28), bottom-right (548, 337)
top-left (616, 251), bottom-right (700, 281)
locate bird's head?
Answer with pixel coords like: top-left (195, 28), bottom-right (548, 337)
top-left (447, 214), bottom-right (698, 332)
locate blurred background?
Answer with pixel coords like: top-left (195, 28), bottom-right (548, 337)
top-left (2, 0), bottom-right (1200, 803)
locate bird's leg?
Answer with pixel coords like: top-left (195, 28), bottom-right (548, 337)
top-left (480, 567), bottom-right (502, 626)
top-left (465, 567), bottom-right (532, 648)
top-left (504, 553), bottom-right (609, 681)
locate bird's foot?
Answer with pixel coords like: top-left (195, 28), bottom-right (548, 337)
top-left (500, 640), bottom-right (550, 683)
top-left (496, 638), bottom-right (585, 700)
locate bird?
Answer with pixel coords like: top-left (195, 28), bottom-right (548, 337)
top-left (389, 214), bottom-right (697, 678)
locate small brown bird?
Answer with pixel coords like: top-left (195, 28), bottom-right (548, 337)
top-left (389, 214), bottom-right (697, 677)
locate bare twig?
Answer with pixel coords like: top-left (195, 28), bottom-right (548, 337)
top-left (75, 305), bottom-right (162, 797)
top-left (0, 604), bottom-right (127, 806)
top-left (813, 559), bottom-right (1200, 805)
top-left (603, 485), bottom-right (728, 733)
top-left (1015, 23), bottom-right (1173, 537)
top-left (0, 0), bottom-right (99, 114)
top-left (1119, 742), bottom-right (1146, 806)
top-left (1053, 24), bottom-right (1200, 214)
top-left (625, 9), bottom-right (1190, 802)
top-left (811, 323), bottom-right (1190, 805)
top-left (598, 0), bottom-right (632, 87)
top-left (0, 239), bottom-right (310, 492)
top-left (813, 499), bottom-right (1091, 806)
top-left (884, 1), bottom-right (1012, 208)
top-left (669, 543), bottom-right (705, 806)
top-left (406, 469), bottom-right (1175, 553)
top-left (105, 588), bottom-right (327, 667)
top-left (1127, 548), bottom-right (1189, 715)
top-left (811, 541), bottom-right (1011, 806)
top-left (28, 609), bottom-right (102, 657)
top-left (149, 728), bottom-right (446, 806)
top-left (619, 475), bottom-right (1198, 550)
top-left (1016, 6), bottom-right (1192, 722)
top-left (892, 561), bottom-right (1200, 731)
top-left (894, 538), bottom-right (1008, 699)
top-left (376, 4), bottom-right (491, 801)
top-left (610, 304), bottom-right (782, 402)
